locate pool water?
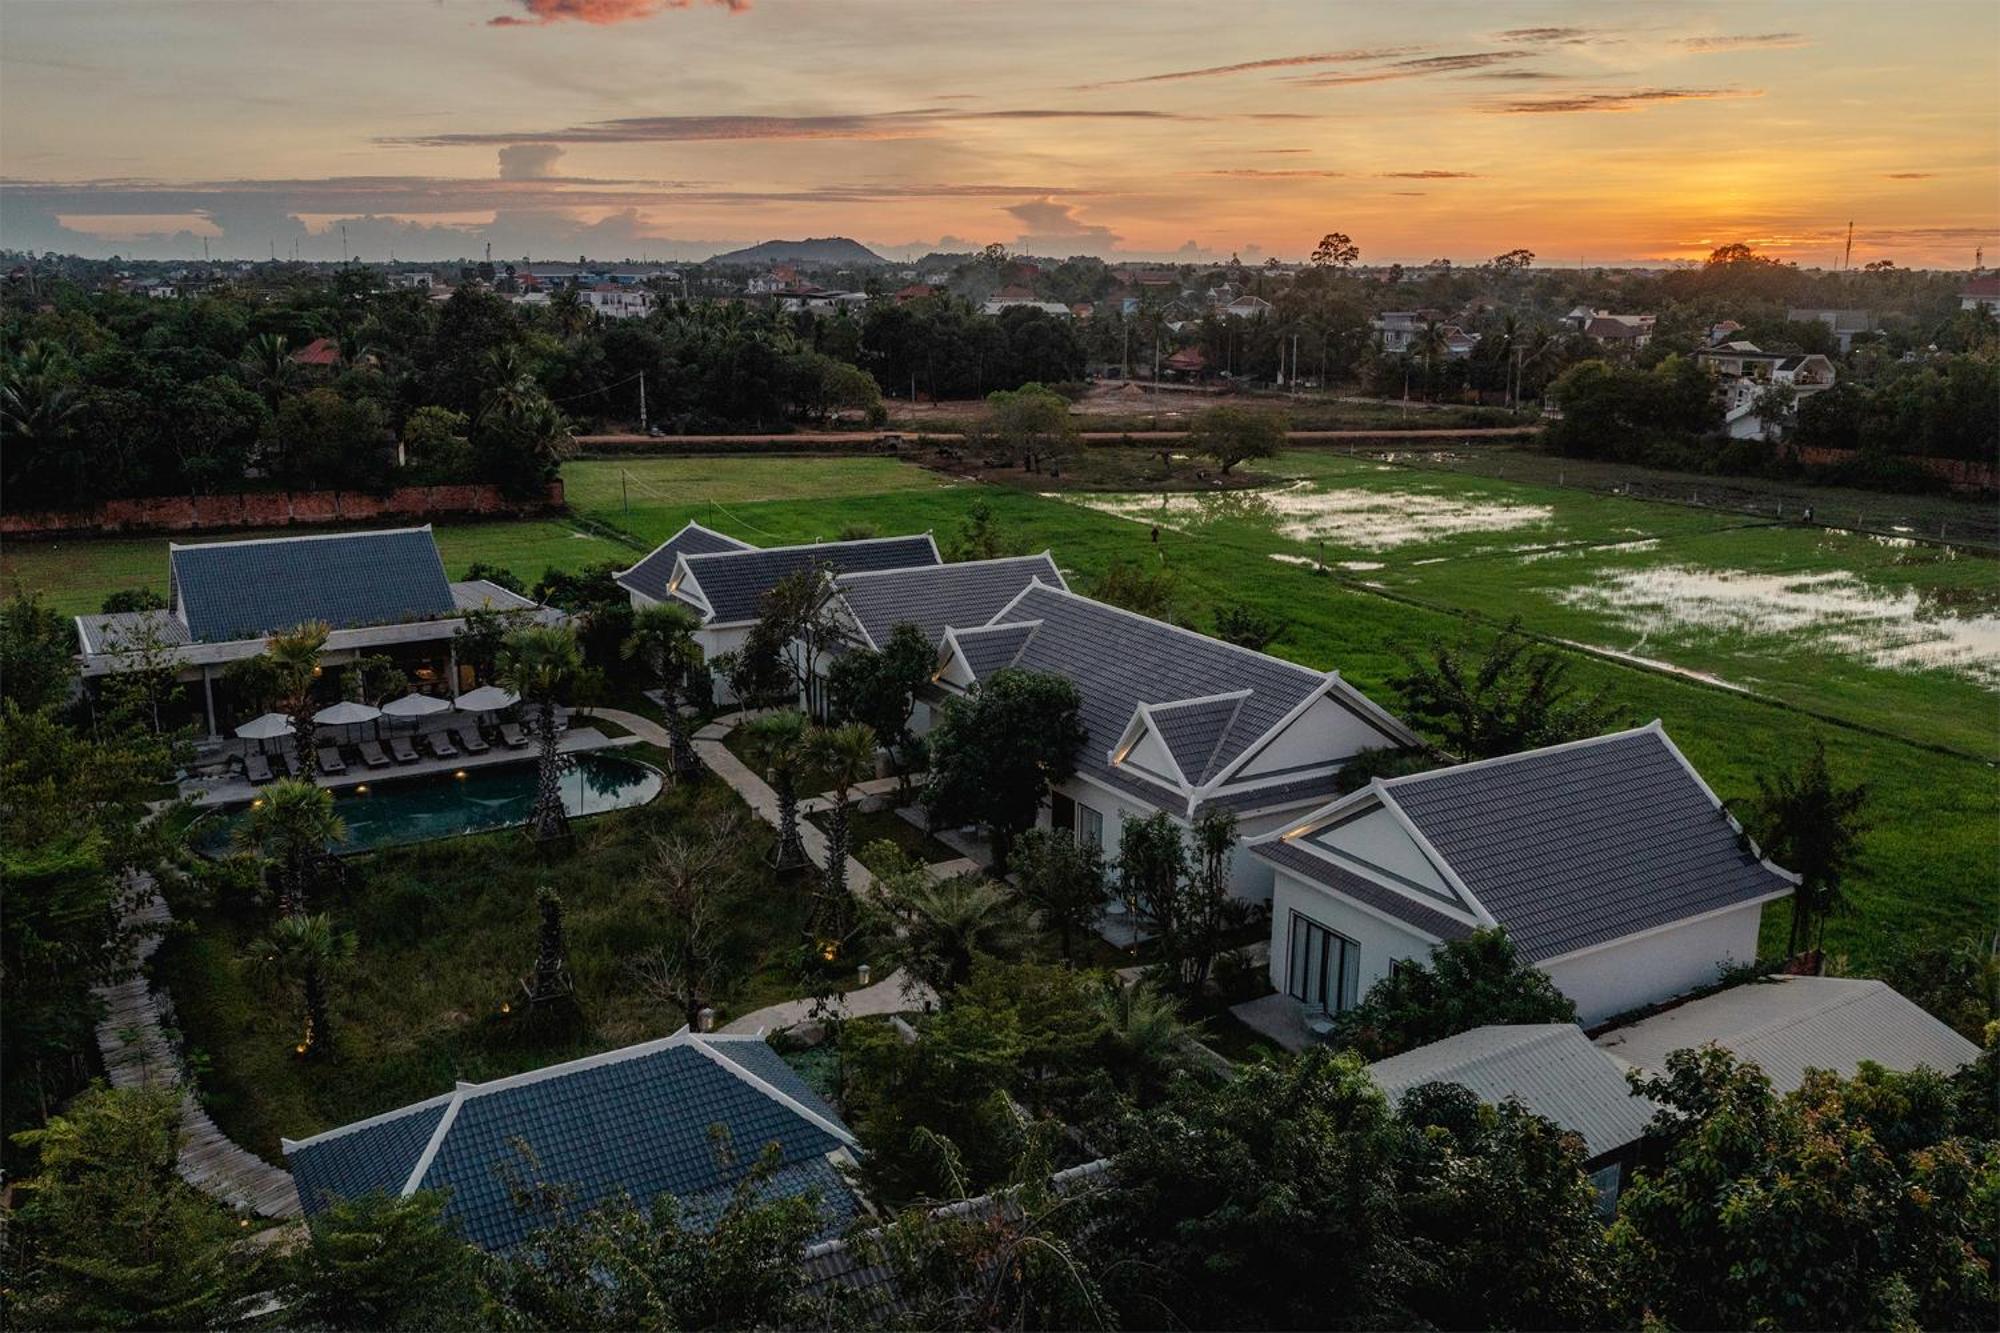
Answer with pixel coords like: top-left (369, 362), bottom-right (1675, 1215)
top-left (200, 752), bottom-right (663, 855)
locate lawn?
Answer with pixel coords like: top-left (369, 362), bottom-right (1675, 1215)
top-left (152, 776), bottom-right (846, 1160)
top-left (816, 806), bottom-right (960, 868)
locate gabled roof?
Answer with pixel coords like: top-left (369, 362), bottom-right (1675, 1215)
top-left (283, 1031), bottom-right (859, 1253)
top-left (1595, 976), bottom-right (1980, 1094)
top-left (833, 553), bottom-right (1062, 649)
top-left (939, 620), bottom-right (1043, 681)
top-left (1255, 723), bottom-right (1795, 962)
top-left (1369, 1024), bottom-right (1660, 1160)
top-left (613, 522), bottom-right (755, 603)
top-left (973, 582), bottom-right (1412, 819)
top-left (678, 534), bottom-right (940, 626)
top-left (1145, 691), bottom-right (1251, 785)
top-left (169, 526), bottom-right (456, 644)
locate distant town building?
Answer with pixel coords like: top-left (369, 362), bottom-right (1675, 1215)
top-left (1221, 294), bottom-right (1274, 320)
top-left (1959, 274), bottom-right (2000, 312)
top-left (1695, 342), bottom-right (1837, 439)
top-left (584, 285), bottom-right (656, 319)
top-left (1787, 307), bottom-right (1877, 353)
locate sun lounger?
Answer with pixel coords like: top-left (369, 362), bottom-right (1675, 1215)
top-left (357, 740), bottom-right (392, 769)
top-left (242, 751), bottom-right (275, 784)
top-left (278, 747), bottom-right (304, 779)
top-left (498, 722), bottom-right (529, 750)
top-left (453, 725), bottom-right (490, 755)
top-left (317, 746), bottom-right (348, 775)
top-left (424, 732), bottom-right (458, 760)
top-left (388, 736), bottom-right (419, 764)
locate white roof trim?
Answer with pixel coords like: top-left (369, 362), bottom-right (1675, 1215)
top-left (168, 523), bottom-right (434, 553)
top-left (1368, 780), bottom-right (1497, 926)
top-left (685, 1034), bottom-right (859, 1149)
top-left (1273, 859), bottom-right (1453, 944)
top-left (683, 530), bottom-right (940, 564)
top-left (1200, 674), bottom-right (1413, 793)
top-left (611, 520), bottom-right (752, 580)
top-left (399, 1092), bottom-right (465, 1196)
top-left (832, 550), bottom-right (1060, 588)
top-left (281, 1089), bottom-right (458, 1153)
top-left (1261, 806), bottom-right (1489, 931)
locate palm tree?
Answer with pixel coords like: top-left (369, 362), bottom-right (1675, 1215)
top-left (805, 721), bottom-right (878, 920)
top-left (0, 341), bottom-right (82, 441)
top-left (548, 285), bottom-right (592, 342)
top-left (496, 624), bottom-right (584, 843)
top-left (742, 710), bottom-right (811, 871)
top-left (1095, 979), bottom-right (1194, 1102)
top-left (255, 912), bottom-right (352, 1061)
top-left (478, 345), bottom-right (540, 424)
top-left (240, 333), bottom-right (298, 409)
top-left (1747, 738), bottom-right (1871, 958)
top-left (621, 603), bottom-right (704, 784)
top-left (266, 620), bottom-right (331, 778)
top-left (1412, 320), bottom-right (1449, 400)
top-left (234, 778), bottom-right (346, 915)
top-left (886, 872), bottom-right (1030, 997)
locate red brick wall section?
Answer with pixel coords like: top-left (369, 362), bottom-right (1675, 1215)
top-left (1792, 447), bottom-right (1997, 492)
top-left (0, 480), bottom-right (565, 538)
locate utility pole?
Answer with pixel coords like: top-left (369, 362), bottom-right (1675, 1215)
top-left (638, 371), bottom-right (647, 433)
top-left (340, 223), bottom-right (348, 265)
top-left (1291, 332), bottom-right (1301, 397)
top-left (621, 469), bottom-right (629, 516)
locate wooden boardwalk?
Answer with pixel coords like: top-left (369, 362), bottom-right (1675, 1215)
top-left (93, 875), bottom-right (302, 1218)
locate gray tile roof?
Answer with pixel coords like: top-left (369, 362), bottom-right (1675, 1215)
top-left (984, 584), bottom-right (1357, 814)
top-left (1377, 725), bottom-right (1793, 962)
top-left (283, 1033), bottom-right (858, 1253)
top-left (682, 534), bottom-right (940, 625)
top-left (614, 523), bottom-right (754, 603)
top-left (169, 527), bottom-right (456, 644)
top-left (74, 609), bottom-right (190, 655)
top-left (947, 621), bottom-right (1042, 679)
top-left (1595, 976), bottom-right (1981, 1094)
top-left (834, 554), bottom-right (1062, 648)
top-left (1369, 1024), bottom-right (1659, 1160)
top-left (1148, 693), bottom-right (1247, 784)
top-left (1259, 837), bottom-right (1474, 942)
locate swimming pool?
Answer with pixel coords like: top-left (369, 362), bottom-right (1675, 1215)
top-left (199, 752), bottom-right (663, 855)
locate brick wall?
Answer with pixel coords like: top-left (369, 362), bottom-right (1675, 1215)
top-left (1792, 447), bottom-right (1997, 492)
top-left (2, 480), bottom-right (565, 538)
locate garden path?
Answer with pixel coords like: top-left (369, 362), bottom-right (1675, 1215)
top-left (718, 969), bottom-right (934, 1035)
top-left (93, 874), bottom-right (303, 1217)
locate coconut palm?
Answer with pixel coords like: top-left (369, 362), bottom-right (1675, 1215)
top-left (478, 345), bottom-right (540, 424)
top-left (266, 620), bottom-right (331, 778)
top-left (254, 912), bottom-right (353, 1061)
top-left (240, 333), bottom-right (298, 409)
top-left (886, 871), bottom-right (1030, 997)
top-left (234, 778), bottom-right (346, 915)
top-left (496, 624), bottom-right (584, 843)
top-left (1412, 320), bottom-right (1450, 400)
top-left (742, 709), bottom-right (811, 871)
top-left (621, 603), bottom-right (704, 783)
top-left (0, 341), bottom-right (82, 441)
top-left (805, 721), bottom-right (878, 916)
top-left (548, 285), bottom-right (593, 342)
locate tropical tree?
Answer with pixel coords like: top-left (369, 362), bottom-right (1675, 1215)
top-left (825, 621), bottom-right (934, 798)
top-left (743, 563), bottom-right (843, 715)
top-left (1094, 977), bottom-right (1193, 1102)
top-left (266, 619), bottom-right (331, 777)
top-left (1310, 231), bottom-right (1360, 269)
top-left (1412, 319), bottom-right (1449, 397)
top-left (1743, 736), bottom-right (1870, 956)
top-left (621, 602), bottom-right (704, 783)
top-left (923, 667), bottom-right (1086, 876)
top-left (233, 777), bottom-right (346, 915)
top-left (523, 886), bottom-right (575, 1010)
top-left (255, 911), bottom-right (354, 1060)
top-left (632, 814), bottom-right (752, 1031)
top-left (240, 332), bottom-right (298, 409)
top-left (1011, 826), bottom-right (1108, 960)
top-left (805, 720), bottom-right (878, 921)
top-left (1117, 809), bottom-right (1246, 996)
top-left (881, 870), bottom-right (1031, 998)
top-left (1329, 927), bottom-right (1575, 1060)
top-left (1391, 619), bottom-right (1617, 760)
top-left (741, 709), bottom-right (811, 871)
top-left (1211, 602), bottom-right (1284, 652)
top-left (1187, 403), bottom-right (1287, 475)
top-left (985, 383), bottom-right (1079, 474)
top-left (496, 623), bottom-right (584, 844)
top-left (279, 1190), bottom-right (485, 1333)
top-left (547, 284), bottom-right (593, 342)
top-left (0, 341), bottom-right (83, 447)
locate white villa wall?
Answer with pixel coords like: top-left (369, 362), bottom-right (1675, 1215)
top-left (1268, 867), bottom-right (1437, 1001)
top-left (1542, 901), bottom-right (1765, 1025)
top-left (695, 624), bottom-right (751, 704)
top-left (1039, 774), bottom-right (1302, 902)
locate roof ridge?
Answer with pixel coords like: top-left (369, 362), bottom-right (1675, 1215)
top-left (685, 1036), bottom-right (859, 1148)
top-left (1717, 978), bottom-right (1883, 1047)
top-left (834, 551), bottom-right (1055, 584)
top-left (1373, 1023), bottom-right (1575, 1081)
top-left (1002, 581), bottom-right (1324, 683)
top-left (282, 1089), bottom-right (458, 1153)
top-left (682, 531), bottom-right (935, 564)
top-left (1377, 721), bottom-right (1664, 793)
top-left (169, 524), bottom-right (435, 552)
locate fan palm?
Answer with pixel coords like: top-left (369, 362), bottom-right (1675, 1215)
top-left (805, 721), bottom-right (878, 916)
top-left (621, 603), bottom-right (704, 783)
top-left (478, 345), bottom-right (540, 424)
top-left (496, 624), bottom-right (583, 843)
top-left (234, 778), bottom-right (346, 915)
top-left (1095, 978), bottom-right (1194, 1102)
top-left (887, 871), bottom-right (1030, 997)
top-left (254, 912), bottom-right (353, 1061)
top-left (266, 620), bottom-right (330, 778)
top-left (742, 709), bottom-right (811, 871)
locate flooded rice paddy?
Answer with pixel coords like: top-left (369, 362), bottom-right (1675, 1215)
top-left (1066, 481), bottom-right (1555, 550)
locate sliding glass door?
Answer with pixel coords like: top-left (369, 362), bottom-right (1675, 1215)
top-left (1287, 912), bottom-right (1359, 1014)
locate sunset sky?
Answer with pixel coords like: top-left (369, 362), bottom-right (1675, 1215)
top-left (3, 0), bottom-right (1995, 266)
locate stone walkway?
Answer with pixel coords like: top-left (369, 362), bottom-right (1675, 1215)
top-left (719, 969), bottom-right (934, 1035)
top-left (94, 875), bottom-right (302, 1217)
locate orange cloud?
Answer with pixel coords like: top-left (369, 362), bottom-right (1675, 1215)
top-left (1680, 32), bottom-right (1806, 52)
top-left (1078, 47), bottom-right (1425, 89)
top-left (1293, 51), bottom-right (1533, 86)
top-left (1491, 87), bottom-right (1762, 114)
top-left (489, 0), bottom-right (745, 27)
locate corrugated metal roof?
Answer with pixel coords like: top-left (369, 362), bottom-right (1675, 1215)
top-left (169, 527), bottom-right (456, 644)
top-left (1594, 977), bottom-right (1980, 1094)
top-left (1378, 725), bottom-right (1793, 961)
top-left (284, 1033), bottom-right (858, 1253)
top-left (614, 522), bottom-right (754, 603)
top-left (681, 534), bottom-right (939, 625)
top-left (834, 554), bottom-right (1061, 648)
top-left (1369, 1024), bottom-right (1658, 1159)
top-left (74, 609), bottom-right (190, 655)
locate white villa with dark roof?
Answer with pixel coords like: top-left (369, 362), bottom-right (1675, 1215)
top-left (74, 525), bottom-right (555, 737)
top-left (1250, 722), bottom-right (1797, 1025)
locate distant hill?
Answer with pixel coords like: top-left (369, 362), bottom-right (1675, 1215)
top-left (704, 237), bottom-right (887, 267)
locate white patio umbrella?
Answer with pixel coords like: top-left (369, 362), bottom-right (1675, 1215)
top-left (454, 685), bottom-right (520, 713)
top-left (313, 700), bottom-right (383, 727)
top-left (235, 712), bottom-right (293, 741)
top-left (380, 692), bottom-right (453, 719)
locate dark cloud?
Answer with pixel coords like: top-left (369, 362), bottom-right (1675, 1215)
top-left (1190, 168), bottom-right (1345, 178)
top-left (1293, 51), bottom-right (1534, 87)
top-left (1884, 171), bottom-right (1935, 179)
top-left (1075, 47), bottom-right (1427, 89)
top-left (1490, 87), bottom-right (1762, 114)
top-left (489, 0), bottom-right (746, 28)
top-left (1495, 27), bottom-right (1601, 44)
top-left (1680, 32), bottom-right (1806, 52)
top-left (383, 107), bottom-right (1185, 148)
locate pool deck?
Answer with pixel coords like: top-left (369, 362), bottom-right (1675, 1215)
top-left (182, 726), bottom-right (620, 808)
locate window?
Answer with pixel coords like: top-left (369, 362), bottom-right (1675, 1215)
top-left (1287, 913), bottom-right (1359, 1014)
top-left (1077, 803), bottom-right (1105, 850)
